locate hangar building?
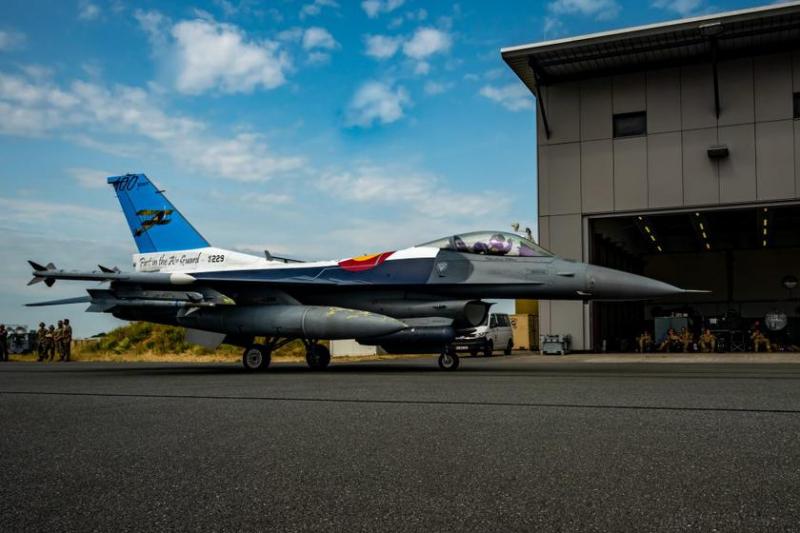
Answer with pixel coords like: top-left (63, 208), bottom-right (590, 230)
top-left (502, 2), bottom-right (800, 351)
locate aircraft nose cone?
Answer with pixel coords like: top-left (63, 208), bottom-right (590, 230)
top-left (585, 264), bottom-right (685, 299)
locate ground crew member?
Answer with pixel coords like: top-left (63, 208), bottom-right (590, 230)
top-left (62, 319), bottom-right (73, 362)
top-left (36, 322), bottom-right (47, 362)
top-left (658, 328), bottom-right (680, 352)
top-left (636, 330), bottom-right (652, 353)
top-left (679, 327), bottom-right (693, 353)
top-left (751, 322), bottom-right (771, 353)
top-left (45, 325), bottom-right (56, 361)
top-left (699, 329), bottom-right (717, 353)
top-left (0, 324), bottom-right (7, 362)
top-left (54, 320), bottom-right (64, 361)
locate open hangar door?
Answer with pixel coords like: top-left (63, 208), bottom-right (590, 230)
top-left (588, 203), bottom-right (800, 352)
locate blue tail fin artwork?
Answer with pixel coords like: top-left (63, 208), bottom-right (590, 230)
top-left (107, 174), bottom-right (210, 254)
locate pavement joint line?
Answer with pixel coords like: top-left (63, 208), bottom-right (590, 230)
top-left (2, 390), bottom-right (800, 415)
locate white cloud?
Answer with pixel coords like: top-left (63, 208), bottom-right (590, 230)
top-left (651, 0), bottom-right (706, 16)
top-left (300, 0), bottom-right (339, 19)
top-left (318, 166), bottom-right (509, 218)
top-left (548, 0), bottom-right (620, 20)
top-left (67, 167), bottom-right (114, 189)
top-left (78, 0), bottom-right (101, 21)
top-left (361, 0), bottom-right (405, 18)
top-left (170, 18), bottom-right (290, 94)
top-left (364, 34), bottom-right (402, 59)
top-left (0, 71), bottom-right (305, 182)
top-left (0, 29), bottom-right (26, 51)
top-left (238, 192), bottom-right (293, 205)
top-left (402, 27), bottom-right (451, 59)
top-left (413, 61), bottom-right (430, 75)
top-left (423, 81), bottom-right (452, 95)
top-left (479, 84), bottom-right (534, 112)
top-left (0, 196), bottom-right (118, 224)
top-left (302, 27), bottom-right (338, 50)
top-left (134, 9), bottom-right (171, 50)
top-left (345, 80), bottom-right (410, 128)
top-left (543, 16), bottom-right (566, 38)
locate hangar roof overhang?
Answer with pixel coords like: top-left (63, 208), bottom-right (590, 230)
top-left (502, 1), bottom-right (800, 87)
top-left (502, 2), bottom-right (800, 136)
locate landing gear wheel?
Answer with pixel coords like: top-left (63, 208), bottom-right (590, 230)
top-left (438, 351), bottom-right (460, 370)
top-left (242, 344), bottom-right (271, 372)
top-left (504, 340), bottom-right (513, 356)
top-left (483, 340), bottom-right (494, 358)
top-left (306, 344), bottom-right (331, 371)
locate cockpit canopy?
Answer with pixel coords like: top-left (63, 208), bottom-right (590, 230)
top-left (419, 231), bottom-right (553, 257)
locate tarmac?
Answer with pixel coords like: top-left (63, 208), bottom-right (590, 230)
top-left (2, 354), bottom-right (800, 532)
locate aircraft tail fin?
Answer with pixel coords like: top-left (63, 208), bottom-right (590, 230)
top-left (107, 174), bottom-right (210, 254)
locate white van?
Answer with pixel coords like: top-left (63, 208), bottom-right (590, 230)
top-left (452, 312), bottom-right (514, 357)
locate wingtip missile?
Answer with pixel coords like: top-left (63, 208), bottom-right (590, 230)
top-left (28, 260), bottom-right (57, 286)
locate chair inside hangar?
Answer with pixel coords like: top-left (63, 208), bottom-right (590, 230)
top-left (588, 204), bottom-right (800, 351)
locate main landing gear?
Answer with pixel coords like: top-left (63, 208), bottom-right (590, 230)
top-left (242, 337), bottom-right (292, 372)
top-left (242, 343), bottom-right (271, 372)
top-left (242, 338), bottom-right (332, 372)
top-left (438, 345), bottom-right (460, 371)
top-left (304, 340), bottom-right (331, 371)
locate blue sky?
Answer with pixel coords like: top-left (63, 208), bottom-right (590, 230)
top-left (0, 0), bottom-right (767, 336)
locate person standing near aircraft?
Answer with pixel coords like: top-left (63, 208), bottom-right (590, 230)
top-left (36, 322), bottom-right (47, 362)
top-left (45, 325), bottom-right (56, 361)
top-left (0, 324), bottom-right (8, 362)
top-left (54, 320), bottom-right (64, 361)
top-left (61, 319), bottom-right (72, 361)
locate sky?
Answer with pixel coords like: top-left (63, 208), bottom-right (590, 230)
top-left (0, 0), bottom-right (769, 336)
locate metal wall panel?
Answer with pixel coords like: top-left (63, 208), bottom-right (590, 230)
top-left (537, 300), bottom-right (552, 341)
top-left (547, 82), bottom-right (581, 144)
top-left (538, 144), bottom-right (550, 216)
top-left (717, 58), bottom-right (754, 126)
top-left (756, 120), bottom-right (795, 200)
top-left (580, 140), bottom-right (614, 213)
top-left (754, 53), bottom-right (793, 122)
top-left (613, 136), bottom-right (648, 211)
top-left (682, 128), bottom-right (719, 205)
top-left (647, 132), bottom-right (683, 208)
top-left (580, 77), bottom-right (612, 141)
top-left (796, 121), bottom-right (800, 199)
top-left (551, 301), bottom-right (585, 350)
top-left (547, 142), bottom-right (582, 215)
top-left (538, 215), bottom-right (550, 248)
top-left (647, 68), bottom-right (682, 133)
top-left (718, 124), bottom-right (756, 203)
top-left (537, 87), bottom-right (548, 146)
top-left (548, 214), bottom-right (582, 260)
top-left (612, 72), bottom-right (646, 114)
top-left (681, 64), bottom-right (716, 130)
top-left (795, 51), bottom-right (800, 91)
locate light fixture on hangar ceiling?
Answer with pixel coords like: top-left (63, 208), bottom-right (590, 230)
top-left (634, 216), bottom-right (663, 253)
top-left (760, 208), bottom-right (772, 248)
top-left (690, 212), bottom-right (713, 251)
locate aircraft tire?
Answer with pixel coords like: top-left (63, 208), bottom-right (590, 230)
top-left (306, 344), bottom-right (331, 371)
top-left (438, 351), bottom-right (460, 370)
top-left (483, 340), bottom-right (494, 358)
top-left (243, 344), bottom-right (271, 372)
top-left (504, 340), bottom-right (513, 356)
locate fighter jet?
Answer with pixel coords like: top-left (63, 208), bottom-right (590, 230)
top-left (27, 174), bottom-right (702, 371)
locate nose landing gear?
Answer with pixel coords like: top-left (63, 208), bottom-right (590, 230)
top-left (438, 346), bottom-right (460, 370)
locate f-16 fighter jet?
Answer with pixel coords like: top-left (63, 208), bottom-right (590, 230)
top-left (27, 174), bottom-right (703, 371)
